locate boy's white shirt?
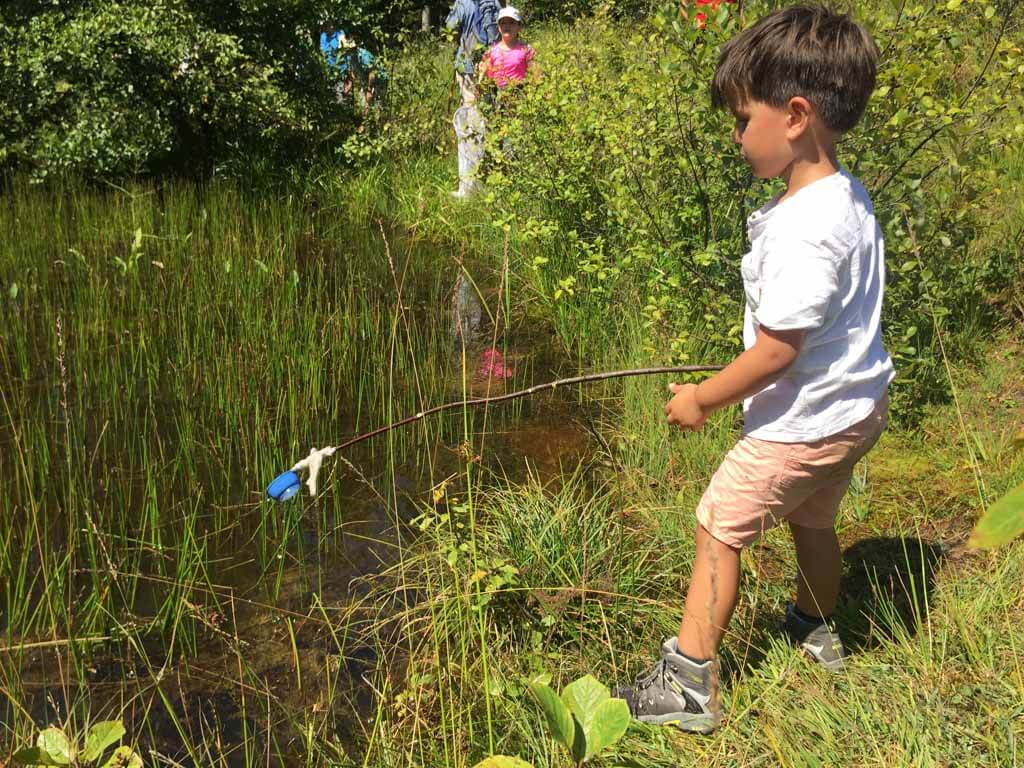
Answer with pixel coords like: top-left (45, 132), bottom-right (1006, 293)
top-left (741, 169), bottom-right (895, 442)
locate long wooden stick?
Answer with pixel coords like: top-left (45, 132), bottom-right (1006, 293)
top-left (335, 364), bottom-right (725, 451)
top-left (0, 636), bottom-right (111, 653)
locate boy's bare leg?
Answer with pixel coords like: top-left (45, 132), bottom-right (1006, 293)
top-left (789, 522), bottom-right (841, 617)
top-left (615, 524), bottom-right (730, 731)
top-left (677, 524), bottom-right (741, 660)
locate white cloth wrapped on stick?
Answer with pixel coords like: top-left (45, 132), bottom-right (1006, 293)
top-left (290, 446), bottom-right (337, 496)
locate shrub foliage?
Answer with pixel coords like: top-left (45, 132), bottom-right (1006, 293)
top-left (0, 0), bottom-right (399, 178)
top-left (476, 0), bottom-right (1023, 418)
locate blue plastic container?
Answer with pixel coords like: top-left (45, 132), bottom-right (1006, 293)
top-left (267, 470), bottom-right (302, 502)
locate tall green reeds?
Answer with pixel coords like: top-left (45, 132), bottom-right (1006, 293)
top-left (0, 174), bottom-right (540, 759)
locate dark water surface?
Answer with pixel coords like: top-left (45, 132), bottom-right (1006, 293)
top-left (0, 188), bottom-right (593, 764)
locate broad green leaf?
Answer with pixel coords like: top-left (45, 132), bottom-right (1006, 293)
top-left (584, 698), bottom-right (631, 759)
top-left (472, 757), bottom-right (534, 768)
top-left (528, 681), bottom-right (576, 751)
top-left (100, 745), bottom-right (142, 768)
top-left (561, 674), bottom-right (609, 740)
top-left (970, 481), bottom-right (1024, 548)
top-left (36, 728), bottom-right (72, 765)
top-left (82, 721), bottom-right (126, 761)
top-left (529, 672), bottom-right (552, 687)
top-left (12, 747), bottom-right (65, 766)
top-left (569, 717), bottom-right (587, 765)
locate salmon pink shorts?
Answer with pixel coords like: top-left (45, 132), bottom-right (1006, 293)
top-left (696, 398), bottom-right (888, 549)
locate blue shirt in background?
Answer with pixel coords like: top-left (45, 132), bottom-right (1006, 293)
top-left (320, 31), bottom-right (344, 69)
top-left (319, 31), bottom-right (387, 83)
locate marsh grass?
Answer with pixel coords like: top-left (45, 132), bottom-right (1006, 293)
top-left (0, 172), bottom-right (556, 761)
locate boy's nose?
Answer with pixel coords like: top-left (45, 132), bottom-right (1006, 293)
top-left (732, 127), bottom-right (742, 144)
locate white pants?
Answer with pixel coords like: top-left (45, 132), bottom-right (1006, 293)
top-left (453, 105), bottom-right (485, 195)
top-left (455, 71), bottom-right (478, 106)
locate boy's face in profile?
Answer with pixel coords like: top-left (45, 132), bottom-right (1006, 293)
top-left (731, 100), bottom-right (801, 179)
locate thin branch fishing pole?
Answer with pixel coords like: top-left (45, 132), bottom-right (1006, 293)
top-left (266, 364), bottom-right (725, 500)
top-left (337, 364), bottom-right (724, 452)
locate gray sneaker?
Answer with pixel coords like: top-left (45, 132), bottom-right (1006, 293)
top-left (613, 637), bottom-right (717, 734)
top-left (784, 603), bottom-right (846, 671)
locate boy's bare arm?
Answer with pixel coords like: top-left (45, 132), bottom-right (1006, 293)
top-left (665, 327), bottom-right (804, 429)
top-left (698, 326), bottom-right (804, 409)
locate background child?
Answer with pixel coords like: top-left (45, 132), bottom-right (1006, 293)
top-left (614, 4), bottom-right (894, 734)
top-left (319, 30), bottom-right (387, 110)
top-left (445, 0), bottom-right (501, 106)
top-left (481, 6), bottom-right (536, 88)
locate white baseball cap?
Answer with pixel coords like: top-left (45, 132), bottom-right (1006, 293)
top-left (497, 6), bottom-right (522, 23)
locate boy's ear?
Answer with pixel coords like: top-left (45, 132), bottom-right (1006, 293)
top-left (785, 96), bottom-right (813, 139)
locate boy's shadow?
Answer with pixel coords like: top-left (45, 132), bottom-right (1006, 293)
top-left (839, 535), bottom-right (945, 651)
top-left (721, 536), bottom-right (944, 681)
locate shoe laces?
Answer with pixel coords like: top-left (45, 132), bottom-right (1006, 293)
top-left (634, 658), bottom-right (704, 714)
top-left (636, 658), bottom-right (669, 691)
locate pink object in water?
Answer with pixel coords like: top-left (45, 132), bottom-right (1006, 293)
top-left (478, 347), bottom-right (515, 379)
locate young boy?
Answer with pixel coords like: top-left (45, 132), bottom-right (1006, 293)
top-left (614, 5), bottom-right (895, 733)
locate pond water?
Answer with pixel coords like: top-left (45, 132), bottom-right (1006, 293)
top-left (0, 183), bottom-right (594, 763)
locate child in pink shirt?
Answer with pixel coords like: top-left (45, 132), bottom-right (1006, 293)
top-left (481, 6), bottom-right (535, 87)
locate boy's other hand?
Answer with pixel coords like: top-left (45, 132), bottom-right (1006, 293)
top-left (665, 383), bottom-right (708, 431)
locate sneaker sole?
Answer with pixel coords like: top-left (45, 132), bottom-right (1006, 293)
top-left (637, 711), bottom-right (715, 734)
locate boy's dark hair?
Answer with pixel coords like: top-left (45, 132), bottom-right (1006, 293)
top-left (711, 5), bottom-right (879, 133)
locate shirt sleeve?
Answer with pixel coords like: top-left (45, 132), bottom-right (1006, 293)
top-left (754, 236), bottom-right (841, 331)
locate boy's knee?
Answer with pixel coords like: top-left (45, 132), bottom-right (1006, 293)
top-left (697, 523), bottom-right (743, 555)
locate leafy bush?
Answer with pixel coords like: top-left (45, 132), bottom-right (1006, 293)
top-left (480, 0), bottom-right (1023, 419)
top-left (0, 0), bottom-right (394, 179)
top-left (339, 34), bottom-right (455, 166)
top-left (525, 0), bottom-right (658, 22)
